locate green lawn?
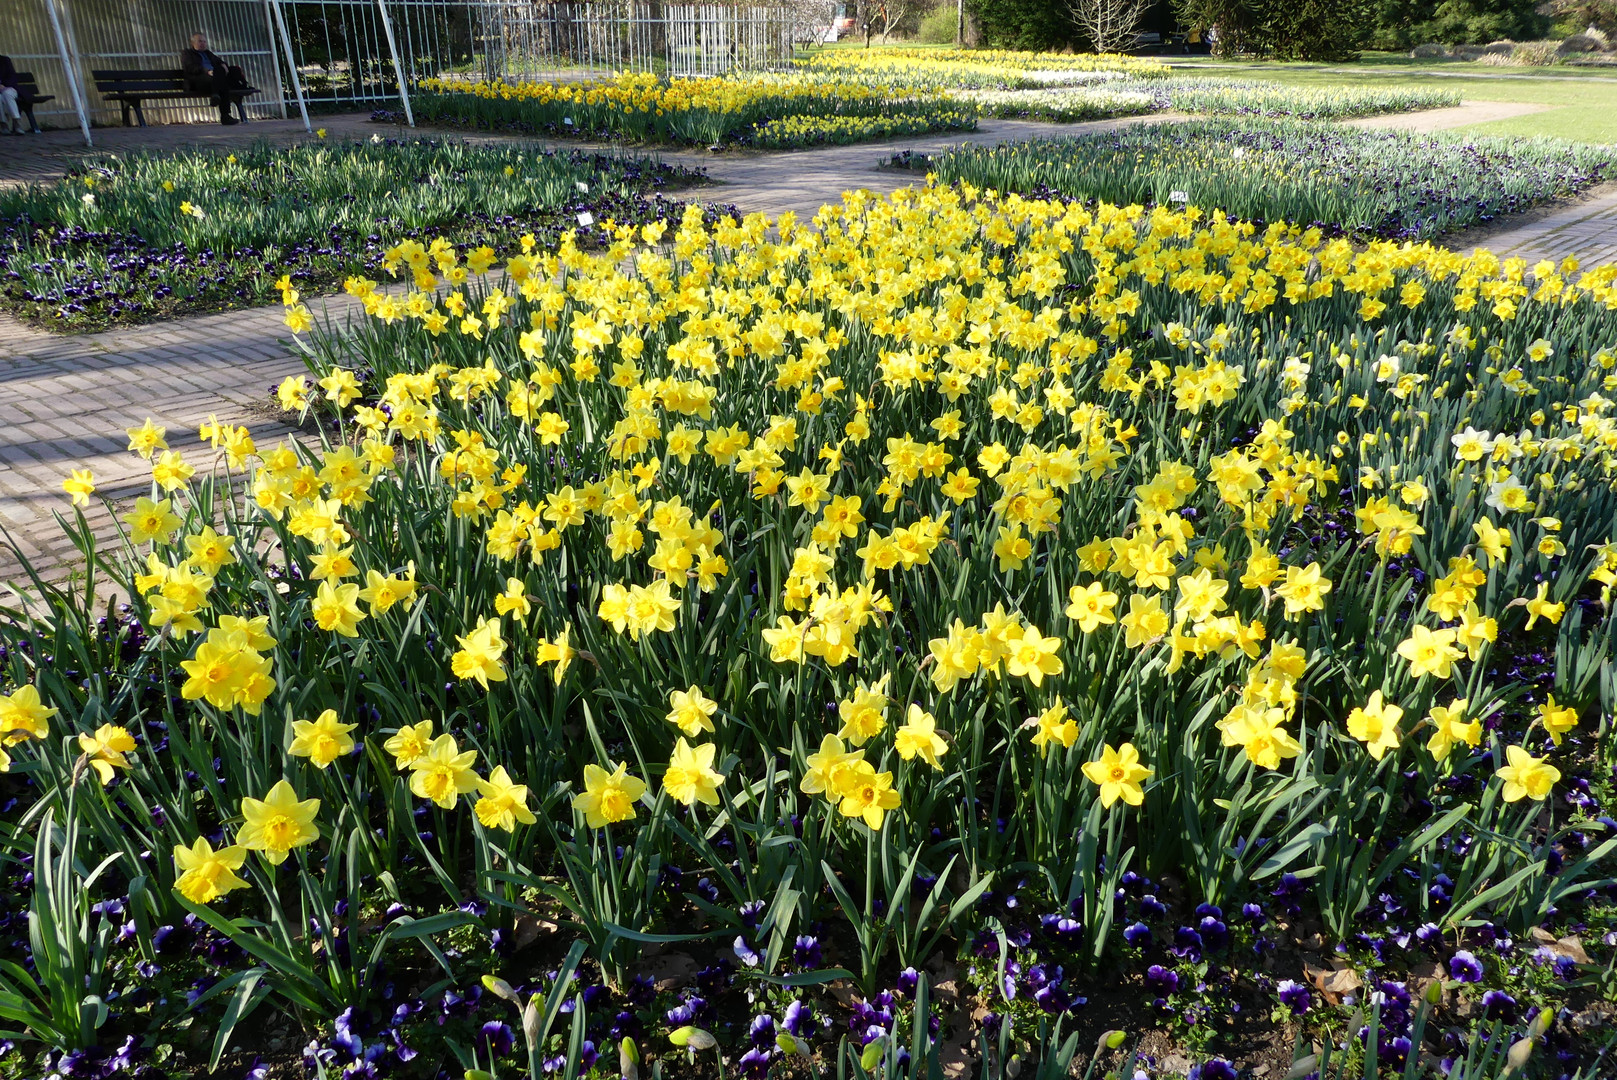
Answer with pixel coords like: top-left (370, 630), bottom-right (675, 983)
top-left (1167, 53), bottom-right (1617, 143)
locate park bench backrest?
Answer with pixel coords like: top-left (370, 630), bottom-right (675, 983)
top-left (92, 68), bottom-right (192, 93)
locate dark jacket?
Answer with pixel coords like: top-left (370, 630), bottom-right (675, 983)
top-left (0, 55), bottom-right (18, 91)
top-left (180, 48), bottom-right (228, 82)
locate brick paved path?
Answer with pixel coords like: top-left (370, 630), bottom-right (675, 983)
top-left (1465, 189), bottom-right (1617, 267)
top-left (0, 303), bottom-right (312, 588)
top-left (1, 100), bottom-right (1613, 588)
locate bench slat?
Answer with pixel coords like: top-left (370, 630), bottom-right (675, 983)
top-left (92, 69), bottom-right (187, 79)
top-left (96, 81), bottom-right (193, 92)
top-left (102, 87), bottom-right (260, 96)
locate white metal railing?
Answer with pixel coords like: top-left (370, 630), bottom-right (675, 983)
top-left (485, 2), bottom-right (791, 78)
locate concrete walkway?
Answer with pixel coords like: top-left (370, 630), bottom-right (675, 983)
top-left (1343, 100), bottom-right (1549, 132)
top-left (1, 100), bottom-right (1615, 587)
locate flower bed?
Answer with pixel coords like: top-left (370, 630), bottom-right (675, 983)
top-left (0, 138), bottom-right (714, 331)
top-left (961, 86), bottom-right (1157, 123)
top-left (747, 109), bottom-right (978, 149)
top-left (412, 72), bottom-right (979, 149)
top-left (2, 187), bottom-right (1615, 1079)
top-left (1147, 77), bottom-right (1460, 120)
top-left (894, 119), bottom-right (1614, 240)
top-left (794, 47), bottom-right (1168, 89)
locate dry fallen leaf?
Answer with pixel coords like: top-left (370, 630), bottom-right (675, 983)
top-left (826, 979), bottom-right (863, 1009)
top-left (1529, 927), bottom-right (1591, 965)
top-left (1304, 963), bottom-right (1363, 1004)
top-left (642, 951), bottom-right (699, 991)
top-left (936, 1015), bottom-right (977, 1080)
top-left (512, 914), bottom-right (558, 952)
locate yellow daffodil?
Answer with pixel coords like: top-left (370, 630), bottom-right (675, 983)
top-left (1345, 691), bottom-right (1403, 761)
top-left (1081, 743), bottom-right (1152, 807)
top-left (287, 709), bottom-right (357, 769)
top-left (451, 617), bottom-right (507, 688)
top-left (894, 704), bottom-right (948, 770)
top-left (172, 837), bottom-right (251, 904)
top-left (62, 469), bottom-right (96, 506)
top-left (1494, 745), bottom-right (1559, 802)
top-left (574, 761), bottom-right (647, 827)
top-left (1535, 695), bottom-right (1578, 746)
top-left (238, 780), bottom-right (321, 864)
top-left (475, 766), bottom-right (538, 831)
top-left (383, 719), bottom-right (435, 770)
top-left (1028, 697), bottom-right (1078, 756)
top-left (408, 734), bottom-right (481, 809)
top-left (836, 761), bottom-right (901, 829)
top-left (666, 686), bottom-right (718, 738)
top-left (77, 724), bottom-right (136, 785)
top-left (0, 684), bottom-right (57, 744)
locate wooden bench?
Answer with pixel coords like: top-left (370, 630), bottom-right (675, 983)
top-left (92, 68), bottom-right (259, 127)
top-left (13, 72), bottom-right (53, 132)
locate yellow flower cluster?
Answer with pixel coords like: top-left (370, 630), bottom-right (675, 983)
top-left (242, 182), bottom-right (1615, 835)
top-left (422, 71), bottom-right (892, 119)
top-left (797, 47), bottom-right (1168, 88)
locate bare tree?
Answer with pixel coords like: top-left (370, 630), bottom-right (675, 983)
top-left (1063, 0), bottom-right (1149, 53)
top-left (781, 0), bottom-right (843, 45)
top-left (857, 0), bottom-right (908, 44)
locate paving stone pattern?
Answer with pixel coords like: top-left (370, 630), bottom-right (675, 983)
top-left (2, 101), bottom-right (1616, 587)
top-left (0, 304), bottom-right (315, 587)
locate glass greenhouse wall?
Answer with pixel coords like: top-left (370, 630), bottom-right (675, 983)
top-left (2, 0), bottom-right (793, 131)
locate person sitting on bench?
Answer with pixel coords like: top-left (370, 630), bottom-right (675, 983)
top-left (180, 33), bottom-right (248, 125)
top-left (0, 55), bottom-right (25, 136)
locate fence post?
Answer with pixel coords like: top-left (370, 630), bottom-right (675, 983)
top-left (260, 0), bottom-right (289, 118)
top-left (269, 0), bottom-right (312, 132)
top-left (375, 0), bottom-right (415, 125)
top-left (42, 0), bottom-right (91, 146)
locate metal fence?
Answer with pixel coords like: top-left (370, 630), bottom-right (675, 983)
top-left (4, 0), bottom-right (794, 141)
top-left (488, 2), bottom-right (792, 77)
top-left (279, 0), bottom-right (502, 103)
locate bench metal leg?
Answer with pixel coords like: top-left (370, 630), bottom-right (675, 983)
top-left (135, 101), bottom-right (147, 127)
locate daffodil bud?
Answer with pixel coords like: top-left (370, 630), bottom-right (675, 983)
top-left (1096, 1030), bottom-right (1126, 1053)
top-left (481, 974), bottom-right (518, 1002)
top-left (621, 1036), bottom-right (641, 1080)
top-left (464, 1071), bottom-right (495, 1080)
top-left (670, 1026), bottom-right (716, 1051)
top-left (776, 1032), bottom-right (810, 1056)
top-left (1529, 1007), bottom-right (1553, 1038)
top-left (1424, 979), bottom-right (1443, 1005)
top-left (522, 996), bottom-right (540, 1048)
top-left (860, 1040), bottom-right (884, 1070)
top-left (1505, 1035), bottom-right (1534, 1075)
